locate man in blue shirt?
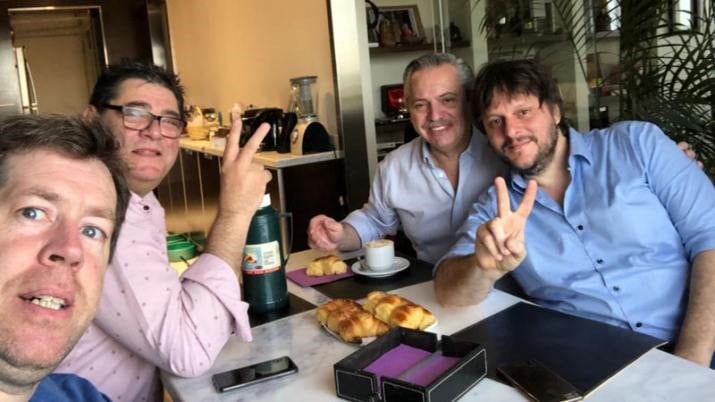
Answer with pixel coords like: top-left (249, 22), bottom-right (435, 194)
top-left (435, 59), bottom-right (715, 368)
top-left (0, 115), bottom-right (129, 400)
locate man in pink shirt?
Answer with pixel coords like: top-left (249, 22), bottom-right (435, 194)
top-left (56, 61), bottom-right (272, 401)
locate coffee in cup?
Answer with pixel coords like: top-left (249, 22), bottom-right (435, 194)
top-left (364, 239), bottom-right (395, 271)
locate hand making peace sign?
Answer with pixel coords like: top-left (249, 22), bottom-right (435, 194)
top-left (474, 177), bottom-right (538, 277)
top-left (218, 113), bottom-right (273, 217)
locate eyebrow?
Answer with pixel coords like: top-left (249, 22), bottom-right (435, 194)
top-left (123, 101), bottom-right (181, 118)
top-left (24, 188), bottom-right (116, 222)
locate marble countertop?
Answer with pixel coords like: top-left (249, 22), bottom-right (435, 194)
top-left (161, 250), bottom-right (715, 401)
top-left (179, 138), bottom-right (342, 169)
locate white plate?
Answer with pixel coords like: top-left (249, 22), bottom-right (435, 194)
top-left (350, 257), bottom-right (410, 278)
top-left (320, 320), bottom-right (438, 346)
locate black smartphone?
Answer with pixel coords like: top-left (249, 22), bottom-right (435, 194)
top-left (212, 356), bottom-right (298, 393)
top-left (497, 360), bottom-right (583, 402)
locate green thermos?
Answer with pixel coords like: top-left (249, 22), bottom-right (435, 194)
top-left (242, 194), bottom-right (288, 313)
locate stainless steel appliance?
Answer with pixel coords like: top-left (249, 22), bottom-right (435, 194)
top-left (288, 76), bottom-right (331, 155)
top-left (240, 107), bottom-right (296, 152)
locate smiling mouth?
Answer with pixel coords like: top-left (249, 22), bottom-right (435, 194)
top-left (21, 295), bottom-right (68, 311)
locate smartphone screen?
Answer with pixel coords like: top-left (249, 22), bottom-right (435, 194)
top-left (497, 360), bottom-right (582, 402)
top-left (212, 356), bottom-right (298, 393)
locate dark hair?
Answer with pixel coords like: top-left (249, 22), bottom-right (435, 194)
top-left (89, 59), bottom-right (186, 119)
top-left (403, 53), bottom-right (474, 102)
top-left (0, 115), bottom-right (129, 259)
top-left (472, 59), bottom-right (568, 133)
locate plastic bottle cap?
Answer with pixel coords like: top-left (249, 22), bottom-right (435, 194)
top-left (260, 193), bottom-right (271, 208)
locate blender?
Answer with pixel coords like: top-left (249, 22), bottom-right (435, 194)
top-left (288, 75), bottom-right (330, 155)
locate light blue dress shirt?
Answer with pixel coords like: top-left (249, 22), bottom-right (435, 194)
top-left (344, 129), bottom-right (507, 264)
top-left (445, 121), bottom-right (715, 341)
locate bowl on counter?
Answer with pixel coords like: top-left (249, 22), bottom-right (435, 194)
top-left (167, 241), bottom-right (197, 262)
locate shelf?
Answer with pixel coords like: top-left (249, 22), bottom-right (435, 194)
top-left (370, 40), bottom-right (471, 55)
top-left (487, 33), bottom-right (567, 49)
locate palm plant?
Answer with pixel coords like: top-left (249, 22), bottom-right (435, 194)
top-left (475, 0), bottom-right (715, 175)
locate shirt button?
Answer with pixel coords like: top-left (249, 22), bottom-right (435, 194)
top-left (635, 322), bottom-right (643, 328)
top-left (612, 286), bottom-right (620, 292)
top-left (577, 224), bottom-right (584, 230)
top-left (143, 205), bottom-right (150, 211)
top-left (596, 259), bottom-right (604, 264)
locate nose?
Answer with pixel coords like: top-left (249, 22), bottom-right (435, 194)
top-left (503, 117), bottom-right (520, 138)
top-left (40, 222), bottom-right (84, 271)
top-left (427, 102), bottom-right (441, 121)
top-left (139, 118), bottom-right (162, 139)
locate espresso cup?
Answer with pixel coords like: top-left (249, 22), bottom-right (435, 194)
top-left (364, 239), bottom-right (395, 271)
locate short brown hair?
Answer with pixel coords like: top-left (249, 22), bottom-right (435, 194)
top-left (472, 59), bottom-right (568, 133)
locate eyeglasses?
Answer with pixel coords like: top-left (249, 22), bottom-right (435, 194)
top-left (102, 103), bottom-right (186, 139)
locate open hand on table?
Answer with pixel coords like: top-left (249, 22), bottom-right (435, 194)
top-left (474, 177), bottom-right (537, 278)
top-left (307, 215), bottom-right (345, 251)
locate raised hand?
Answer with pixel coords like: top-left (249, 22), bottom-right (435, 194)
top-left (677, 141), bottom-right (704, 169)
top-left (474, 177), bottom-right (537, 277)
top-left (218, 116), bottom-right (273, 218)
top-left (307, 215), bottom-right (345, 251)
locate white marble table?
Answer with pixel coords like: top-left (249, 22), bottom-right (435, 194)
top-left (161, 250), bottom-right (715, 401)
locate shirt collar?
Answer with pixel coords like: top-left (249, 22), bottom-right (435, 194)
top-left (567, 126), bottom-right (592, 165)
top-left (129, 191), bottom-right (160, 208)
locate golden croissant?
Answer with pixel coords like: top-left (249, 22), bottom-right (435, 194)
top-left (307, 255), bottom-right (348, 276)
top-left (363, 291), bottom-right (436, 330)
top-left (316, 299), bottom-right (388, 343)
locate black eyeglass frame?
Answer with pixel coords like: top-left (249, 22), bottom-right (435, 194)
top-left (101, 103), bottom-right (186, 139)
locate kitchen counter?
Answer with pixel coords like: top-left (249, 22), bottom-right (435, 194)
top-left (179, 138), bottom-right (343, 169)
top-left (173, 138), bottom-right (345, 253)
top-left (161, 249), bottom-right (715, 401)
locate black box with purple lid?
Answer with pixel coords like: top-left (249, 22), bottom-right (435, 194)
top-left (334, 327), bottom-right (487, 402)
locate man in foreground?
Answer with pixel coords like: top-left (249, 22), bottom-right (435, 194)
top-left (0, 115), bottom-right (128, 400)
top-left (56, 61), bottom-right (272, 400)
top-left (435, 59), bottom-right (715, 368)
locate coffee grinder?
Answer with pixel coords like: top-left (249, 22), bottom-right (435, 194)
top-left (288, 75), bottom-right (331, 155)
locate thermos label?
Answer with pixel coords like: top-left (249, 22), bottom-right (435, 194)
top-left (242, 241), bottom-right (281, 275)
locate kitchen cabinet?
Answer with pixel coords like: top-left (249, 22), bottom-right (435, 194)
top-left (157, 139), bottom-right (346, 255)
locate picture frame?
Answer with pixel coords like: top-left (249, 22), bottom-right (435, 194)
top-left (368, 4), bottom-right (425, 46)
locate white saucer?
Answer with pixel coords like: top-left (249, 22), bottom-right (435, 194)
top-left (350, 257), bottom-right (410, 278)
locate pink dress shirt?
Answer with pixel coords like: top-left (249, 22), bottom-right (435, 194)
top-left (56, 192), bottom-right (252, 401)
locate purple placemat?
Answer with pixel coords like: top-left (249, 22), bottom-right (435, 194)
top-left (286, 267), bottom-right (355, 287)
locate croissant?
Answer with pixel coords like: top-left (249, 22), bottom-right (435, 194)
top-left (337, 310), bottom-right (389, 343)
top-left (307, 255), bottom-right (348, 276)
top-left (316, 299), bottom-right (388, 343)
top-left (363, 291), bottom-right (436, 330)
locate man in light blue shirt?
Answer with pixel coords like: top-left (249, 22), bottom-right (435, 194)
top-left (435, 59), bottom-right (715, 368)
top-left (308, 53), bottom-right (506, 263)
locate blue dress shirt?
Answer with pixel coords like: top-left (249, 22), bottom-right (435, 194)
top-left (344, 129), bottom-right (507, 263)
top-left (445, 121), bottom-right (715, 342)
